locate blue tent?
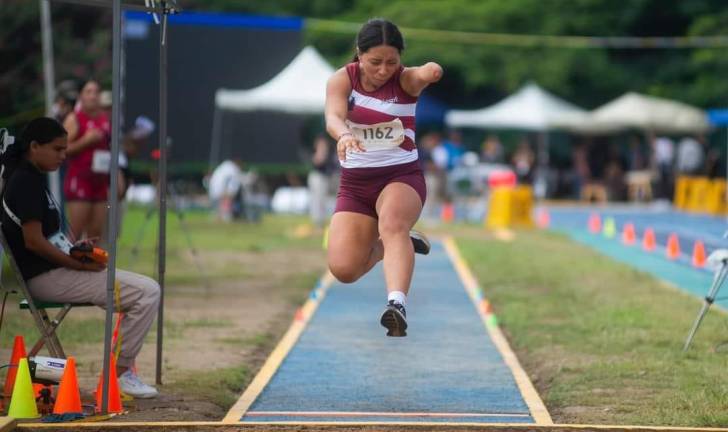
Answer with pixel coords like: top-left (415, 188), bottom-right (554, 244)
top-left (416, 92), bottom-right (449, 126)
top-left (708, 109), bottom-right (728, 126)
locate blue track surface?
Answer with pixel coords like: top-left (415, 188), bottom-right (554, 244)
top-left (241, 241), bottom-right (534, 423)
top-left (548, 206), bottom-right (727, 309)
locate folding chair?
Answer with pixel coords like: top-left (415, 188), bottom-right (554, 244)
top-left (0, 226), bottom-right (92, 359)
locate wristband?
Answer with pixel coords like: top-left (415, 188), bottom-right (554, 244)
top-left (337, 132), bottom-right (353, 141)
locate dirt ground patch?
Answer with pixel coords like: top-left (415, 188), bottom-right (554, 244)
top-left (2, 246), bottom-right (326, 422)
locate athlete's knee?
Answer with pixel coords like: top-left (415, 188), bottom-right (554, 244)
top-left (328, 260), bottom-right (361, 284)
top-left (378, 216), bottom-right (410, 239)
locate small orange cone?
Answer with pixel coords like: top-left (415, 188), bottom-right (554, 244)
top-left (3, 335), bottom-right (27, 402)
top-left (95, 356), bottom-right (123, 414)
top-left (642, 228), bottom-right (656, 252)
top-left (621, 223), bottom-right (636, 245)
top-left (294, 308), bottom-right (305, 321)
top-left (692, 241), bottom-right (706, 268)
top-left (666, 233), bottom-right (680, 260)
top-left (441, 202), bottom-right (455, 223)
top-left (587, 213), bottom-right (601, 234)
top-left (536, 208), bottom-right (550, 229)
top-left (53, 356), bottom-right (82, 414)
top-left (32, 383), bottom-right (45, 399)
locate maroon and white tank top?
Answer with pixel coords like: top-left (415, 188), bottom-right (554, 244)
top-left (342, 62), bottom-right (418, 168)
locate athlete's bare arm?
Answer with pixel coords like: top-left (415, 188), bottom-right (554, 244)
top-left (401, 62), bottom-right (443, 97)
top-left (63, 113), bottom-right (102, 157)
top-left (325, 68), bottom-right (365, 161)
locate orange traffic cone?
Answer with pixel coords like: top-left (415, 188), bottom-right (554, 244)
top-left (666, 233), bottom-right (680, 260)
top-left (441, 202), bottom-right (455, 223)
top-left (536, 208), bottom-right (550, 229)
top-left (587, 213), bottom-right (601, 234)
top-left (53, 357), bottom-right (82, 414)
top-left (692, 241), bottom-right (706, 268)
top-left (3, 335), bottom-right (27, 403)
top-left (622, 223), bottom-right (636, 245)
top-left (95, 356), bottom-right (123, 414)
top-left (642, 228), bottom-right (656, 252)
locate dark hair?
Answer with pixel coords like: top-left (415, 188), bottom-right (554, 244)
top-left (55, 89), bottom-right (77, 106)
top-left (0, 117), bottom-right (67, 181)
top-left (79, 78), bottom-right (99, 92)
top-left (353, 18), bottom-right (404, 62)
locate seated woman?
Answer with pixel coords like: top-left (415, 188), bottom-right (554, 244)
top-left (0, 117), bottom-right (159, 399)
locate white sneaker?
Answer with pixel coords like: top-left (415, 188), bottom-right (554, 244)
top-left (118, 370), bottom-right (159, 399)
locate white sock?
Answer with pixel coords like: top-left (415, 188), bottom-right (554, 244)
top-left (388, 291), bottom-right (407, 306)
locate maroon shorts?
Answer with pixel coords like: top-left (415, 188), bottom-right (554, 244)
top-left (335, 160), bottom-right (426, 219)
top-left (63, 171), bottom-right (109, 202)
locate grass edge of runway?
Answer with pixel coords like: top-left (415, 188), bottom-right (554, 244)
top-left (453, 227), bottom-right (728, 427)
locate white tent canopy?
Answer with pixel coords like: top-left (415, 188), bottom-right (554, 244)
top-left (590, 92), bottom-right (710, 134)
top-left (445, 83), bottom-right (594, 132)
top-left (215, 46), bottom-right (334, 114)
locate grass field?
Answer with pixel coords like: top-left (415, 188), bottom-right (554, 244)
top-left (2, 209), bottom-right (728, 426)
top-left (453, 226), bottom-right (728, 427)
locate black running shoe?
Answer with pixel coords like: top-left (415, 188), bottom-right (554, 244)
top-left (410, 230), bottom-right (431, 255)
top-left (380, 300), bottom-right (408, 337)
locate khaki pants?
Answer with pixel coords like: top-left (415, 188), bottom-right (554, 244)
top-left (28, 268), bottom-right (160, 368)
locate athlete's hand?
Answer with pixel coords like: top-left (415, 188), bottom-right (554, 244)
top-left (85, 128), bottom-right (103, 144)
top-left (337, 134), bottom-right (365, 161)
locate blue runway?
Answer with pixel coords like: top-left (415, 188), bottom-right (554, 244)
top-left (226, 240), bottom-right (549, 424)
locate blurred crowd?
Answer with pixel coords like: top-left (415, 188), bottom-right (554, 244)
top-left (293, 128), bottom-right (724, 225)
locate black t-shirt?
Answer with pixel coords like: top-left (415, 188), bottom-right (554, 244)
top-left (1, 160), bottom-right (62, 280)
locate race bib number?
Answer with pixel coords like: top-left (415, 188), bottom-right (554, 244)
top-left (346, 119), bottom-right (405, 150)
top-left (92, 150), bottom-right (111, 174)
top-left (47, 231), bottom-right (73, 255)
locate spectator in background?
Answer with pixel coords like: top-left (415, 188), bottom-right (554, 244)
top-left (604, 143), bottom-right (626, 200)
top-left (52, 82), bottom-right (77, 125)
top-left (419, 132), bottom-right (445, 218)
top-left (480, 134), bottom-right (503, 164)
top-left (207, 159), bottom-right (244, 222)
top-left (570, 141), bottom-right (591, 199)
top-left (308, 134), bottom-right (335, 228)
top-left (676, 135), bottom-right (705, 176)
top-left (120, 116), bottom-right (155, 200)
top-left (511, 138), bottom-right (535, 184)
top-left (52, 81), bottom-right (79, 214)
top-left (651, 135), bottom-right (675, 199)
top-left (430, 133), bottom-right (449, 172)
top-left (62, 79), bottom-right (111, 242)
top-left (626, 135), bottom-right (647, 171)
top-left (114, 116), bottom-right (155, 238)
top-left (441, 129), bottom-right (465, 170)
top-left (705, 146), bottom-right (722, 179)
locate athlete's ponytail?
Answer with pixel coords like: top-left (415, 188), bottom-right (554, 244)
top-left (0, 117), bottom-right (67, 182)
top-left (353, 18), bottom-right (404, 62)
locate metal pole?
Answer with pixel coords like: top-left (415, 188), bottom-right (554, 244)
top-left (209, 106), bottom-right (222, 171)
top-left (155, 2), bottom-right (169, 385)
top-left (40, 0), bottom-right (62, 202)
top-left (101, 0), bottom-right (123, 414)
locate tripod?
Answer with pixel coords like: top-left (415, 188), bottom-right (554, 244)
top-left (129, 182), bottom-right (212, 293)
top-left (683, 249), bottom-right (728, 351)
